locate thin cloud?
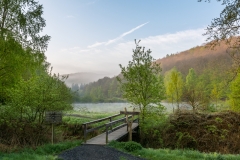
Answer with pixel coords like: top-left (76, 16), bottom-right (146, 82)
top-left (48, 26), bottom-right (205, 77)
top-left (121, 22), bottom-right (149, 37)
top-left (88, 42), bottom-right (105, 48)
top-left (88, 22), bottom-right (149, 48)
top-left (49, 28), bottom-right (206, 77)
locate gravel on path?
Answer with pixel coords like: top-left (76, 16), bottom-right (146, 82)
top-left (58, 144), bottom-right (146, 160)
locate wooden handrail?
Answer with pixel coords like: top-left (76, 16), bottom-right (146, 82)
top-left (106, 116), bottom-right (130, 127)
top-left (105, 115), bottom-right (139, 143)
top-left (82, 113), bottom-right (121, 125)
top-left (120, 111), bottom-right (140, 115)
top-left (82, 111), bottom-right (140, 144)
top-left (82, 113), bottom-right (124, 143)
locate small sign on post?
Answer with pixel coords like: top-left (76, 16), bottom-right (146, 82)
top-left (45, 111), bottom-right (62, 144)
top-left (45, 111), bottom-right (62, 124)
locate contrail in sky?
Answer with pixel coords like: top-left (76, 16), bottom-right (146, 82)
top-left (88, 22), bottom-right (149, 48)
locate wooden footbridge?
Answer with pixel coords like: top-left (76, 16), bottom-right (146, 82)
top-left (82, 110), bottom-right (140, 145)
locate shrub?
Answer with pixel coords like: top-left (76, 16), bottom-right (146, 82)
top-left (123, 141), bottom-right (142, 152)
top-left (108, 141), bottom-right (142, 152)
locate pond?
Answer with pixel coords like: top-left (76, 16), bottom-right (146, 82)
top-left (72, 102), bottom-right (191, 113)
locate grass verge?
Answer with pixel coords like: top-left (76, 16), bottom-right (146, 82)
top-left (108, 141), bottom-right (240, 160)
top-left (0, 140), bottom-right (82, 160)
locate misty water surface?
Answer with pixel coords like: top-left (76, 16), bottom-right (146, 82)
top-left (72, 103), bottom-right (191, 113)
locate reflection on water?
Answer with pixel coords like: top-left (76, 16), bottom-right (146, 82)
top-left (72, 103), bottom-right (191, 113)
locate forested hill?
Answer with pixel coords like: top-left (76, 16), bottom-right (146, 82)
top-left (71, 76), bottom-right (123, 102)
top-left (72, 41), bottom-right (233, 103)
top-left (157, 41), bottom-right (232, 77)
top-left (63, 72), bottom-right (109, 86)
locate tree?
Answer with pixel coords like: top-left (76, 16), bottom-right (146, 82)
top-left (164, 71), bottom-right (175, 106)
top-left (117, 40), bottom-right (165, 122)
top-left (5, 67), bottom-right (72, 124)
top-left (199, 0), bottom-right (240, 110)
top-left (196, 73), bottom-right (211, 110)
top-left (211, 83), bottom-right (223, 106)
top-left (229, 73), bottom-right (240, 111)
top-left (164, 67), bottom-right (183, 110)
top-left (198, 0), bottom-right (240, 46)
top-left (71, 83), bottom-right (79, 92)
top-left (199, 0), bottom-right (240, 74)
top-left (0, 37), bottom-right (45, 104)
top-left (0, 0), bottom-right (49, 103)
top-left (185, 68), bottom-right (199, 110)
top-left (0, 0), bottom-right (50, 52)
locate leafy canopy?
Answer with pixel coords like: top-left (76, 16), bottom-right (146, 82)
top-left (229, 73), bottom-right (240, 111)
top-left (199, 0), bottom-right (240, 73)
top-left (117, 40), bottom-right (165, 111)
top-left (0, 0), bottom-right (50, 52)
top-left (164, 67), bottom-right (183, 109)
top-left (5, 67), bottom-right (72, 124)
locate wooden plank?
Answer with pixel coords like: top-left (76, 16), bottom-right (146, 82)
top-left (106, 117), bottom-right (128, 127)
top-left (108, 123), bottom-right (127, 133)
top-left (85, 123), bottom-right (139, 145)
top-left (86, 124), bottom-right (106, 133)
top-left (120, 111), bottom-right (140, 115)
top-left (82, 114), bottom-right (122, 125)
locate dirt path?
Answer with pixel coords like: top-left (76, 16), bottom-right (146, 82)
top-left (58, 144), bottom-right (145, 160)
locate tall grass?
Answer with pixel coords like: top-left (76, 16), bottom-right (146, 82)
top-left (108, 141), bottom-right (240, 160)
top-left (62, 116), bottom-right (92, 124)
top-left (0, 140), bottom-right (81, 160)
top-left (64, 110), bottom-right (115, 119)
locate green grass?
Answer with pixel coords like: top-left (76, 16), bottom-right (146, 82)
top-left (63, 112), bottom-right (123, 126)
top-left (0, 140), bottom-right (82, 160)
top-left (108, 141), bottom-right (240, 160)
top-left (64, 110), bottom-right (115, 119)
top-left (62, 110), bottom-right (116, 127)
top-left (62, 116), bottom-right (92, 124)
top-left (63, 110), bottom-right (125, 128)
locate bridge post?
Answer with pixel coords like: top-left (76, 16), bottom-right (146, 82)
top-left (106, 125), bottom-right (109, 144)
top-left (83, 124), bottom-right (87, 143)
top-left (109, 117), bottom-right (113, 131)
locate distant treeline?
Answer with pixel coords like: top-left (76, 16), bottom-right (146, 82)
top-left (71, 43), bottom-right (233, 104)
top-left (71, 77), bottom-right (125, 103)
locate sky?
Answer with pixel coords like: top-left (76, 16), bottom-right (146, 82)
top-left (38, 0), bottom-right (225, 77)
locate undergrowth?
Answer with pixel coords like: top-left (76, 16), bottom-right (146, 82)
top-left (0, 140), bottom-right (81, 160)
top-left (108, 141), bottom-right (240, 160)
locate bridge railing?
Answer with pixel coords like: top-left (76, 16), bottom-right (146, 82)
top-left (82, 111), bottom-right (139, 143)
top-left (105, 115), bottom-right (139, 143)
top-left (82, 113), bottom-right (124, 143)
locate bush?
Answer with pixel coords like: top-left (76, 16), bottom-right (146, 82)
top-left (123, 141), bottom-right (142, 152)
top-left (0, 140), bottom-right (81, 160)
top-left (108, 141), bottom-right (142, 152)
top-left (140, 106), bottom-right (168, 148)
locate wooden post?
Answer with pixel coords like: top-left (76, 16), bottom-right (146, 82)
top-left (52, 123), bottom-right (54, 144)
top-left (110, 117), bottom-right (113, 131)
top-left (83, 124), bottom-right (87, 143)
top-left (106, 125), bottom-right (109, 144)
top-left (125, 108), bottom-right (134, 141)
top-left (124, 108), bottom-right (128, 131)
